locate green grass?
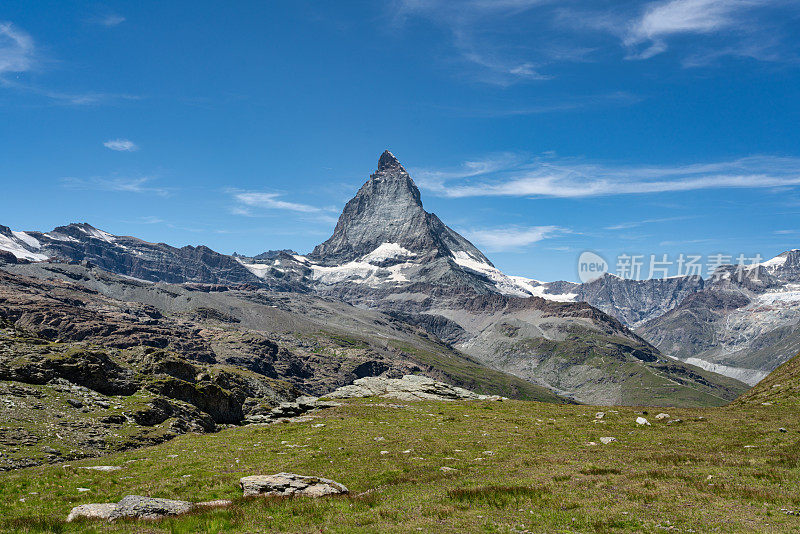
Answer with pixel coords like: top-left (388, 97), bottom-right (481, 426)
top-left (1, 399), bottom-right (800, 532)
top-left (735, 350), bottom-right (800, 408)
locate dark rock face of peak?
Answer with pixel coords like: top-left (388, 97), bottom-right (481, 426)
top-left (572, 273), bottom-right (706, 328)
top-left (775, 249), bottom-right (800, 281)
top-left (377, 150), bottom-right (403, 172)
top-left (309, 151), bottom-right (489, 267)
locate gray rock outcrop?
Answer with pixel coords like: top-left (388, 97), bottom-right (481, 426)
top-left (67, 495), bottom-right (195, 522)
top-left (240, 473), bottom-right (348, 497)
top-left (324, 374), bottom-right (503, 401)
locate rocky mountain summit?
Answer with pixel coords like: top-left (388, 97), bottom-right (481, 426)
top-left (310, 151), bottom-right (490, 268)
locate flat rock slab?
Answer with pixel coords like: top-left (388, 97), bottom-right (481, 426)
top-left (240, 473), bottom-right (348, 497)
top-left (67, 495), bottom-right (202, 522)
top-left (116, 495), bottom-right (193, 520)
top-left (326, 375), bottom-right (504, 402)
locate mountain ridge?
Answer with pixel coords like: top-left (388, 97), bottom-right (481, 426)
top-left (0, 151), bottom-right (753, 405)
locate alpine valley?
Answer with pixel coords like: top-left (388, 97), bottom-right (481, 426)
top-left (3, 150), bottom-right (799, 469)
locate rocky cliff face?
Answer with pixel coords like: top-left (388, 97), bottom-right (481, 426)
top-left (310, 151), bottom-right (491, 268)
top-left (569, 274), bottom-right (706, 328)
top-left (638, 251), bottom-right (800, 385)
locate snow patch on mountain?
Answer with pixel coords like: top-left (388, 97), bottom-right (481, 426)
top-left (451, 250), bottom-right (571, 300)
top-left (311, 261), bottom-right (379, 284)
top-left (361, 242), bottom-right (416, 264)
top-left (527, 284), bottom-right (578, 302)
top-left (78, 225), bottom-right (116, 243)
top-left (682, 358), bottom-right (768, 386)
top-left (45, 232), bottom-right (80, 242)
top-left (236, 258), bottom-right (274, 279)
top-left (757, 287), bottom-right (800, 305)
top-left (11, 231), bottom-right (41, 249)
top-left (0, 233), bottom-right (48, 261)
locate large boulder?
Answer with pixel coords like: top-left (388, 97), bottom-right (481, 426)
top-left (114, 495), bottom-right (193, 519)
top-left (240, 473), bottom-right (348, 497)
top-left (66, 495), bottom-right (193, 522)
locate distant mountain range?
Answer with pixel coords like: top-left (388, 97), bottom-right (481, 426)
top-left (5, 150), bottom-right (797, 404)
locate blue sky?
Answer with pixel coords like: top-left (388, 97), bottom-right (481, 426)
top-left (1, 1), bottom-right (800, 281)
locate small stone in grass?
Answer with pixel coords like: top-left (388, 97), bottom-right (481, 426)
top-left (600, 437), bottom-right (616, 444)
top-left (636, 417), bottom-right (650, 426)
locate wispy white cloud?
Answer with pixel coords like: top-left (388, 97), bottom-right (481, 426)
top-left (395, 0), bottom-right (798, 82)
top-left (62, 176), bottom-right (170, 196)
top-left (92, 14), bottom-right (126, 27)
top-left (394, 0), bottom-right (564, 85)
top-left (233, 192), bottom-right (326, 213)
top-left (624, 0), bottom-right (763, 59)
top-left (417, 154), bottom-right (800, 199)
top-left (0, 21), bottom-right (140, 105)
top-left (604, 215), bottom-right (696, 230)
top-left (412, 152), bottom-right (526, 190)
top-left (432, 92), bottom-right (642, 118)
top-left (0, 77), bottom-right (142, 105)
top-left (463, 225), bottom-right (565, 251)
top-left (0, 22), bottom-right (34, 75)
top-left (103, 138), bottom-right (139, 152)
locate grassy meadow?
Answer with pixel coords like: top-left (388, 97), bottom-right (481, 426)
top-left (1, 398), bottom-right (799, 533)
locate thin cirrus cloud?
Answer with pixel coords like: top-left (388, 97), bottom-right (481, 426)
top-left (61, 176), bottom-right (170, 197)
top-left (231, 191), bottom-right (337, 218)
top-left (92, 14), bottom-right (126, 27)
top-left (415, 154), bottom-right (800, 199)
top-left (623, 0), bottom-right (769, 60)
top-left (463, 225), bottom-right (565, 252)
top-left (394, 0), bottom-right (799, 84)
top-left (0, 21), bottom-right (140, 105)
top-left (0, 22), bottom-right (34, 75)
top-left (394, 0), bottom-right (560, 85)
top-left (103, 139), bottom-right (139, 152)
top-left (604, 215), bottom-right (696, 231)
